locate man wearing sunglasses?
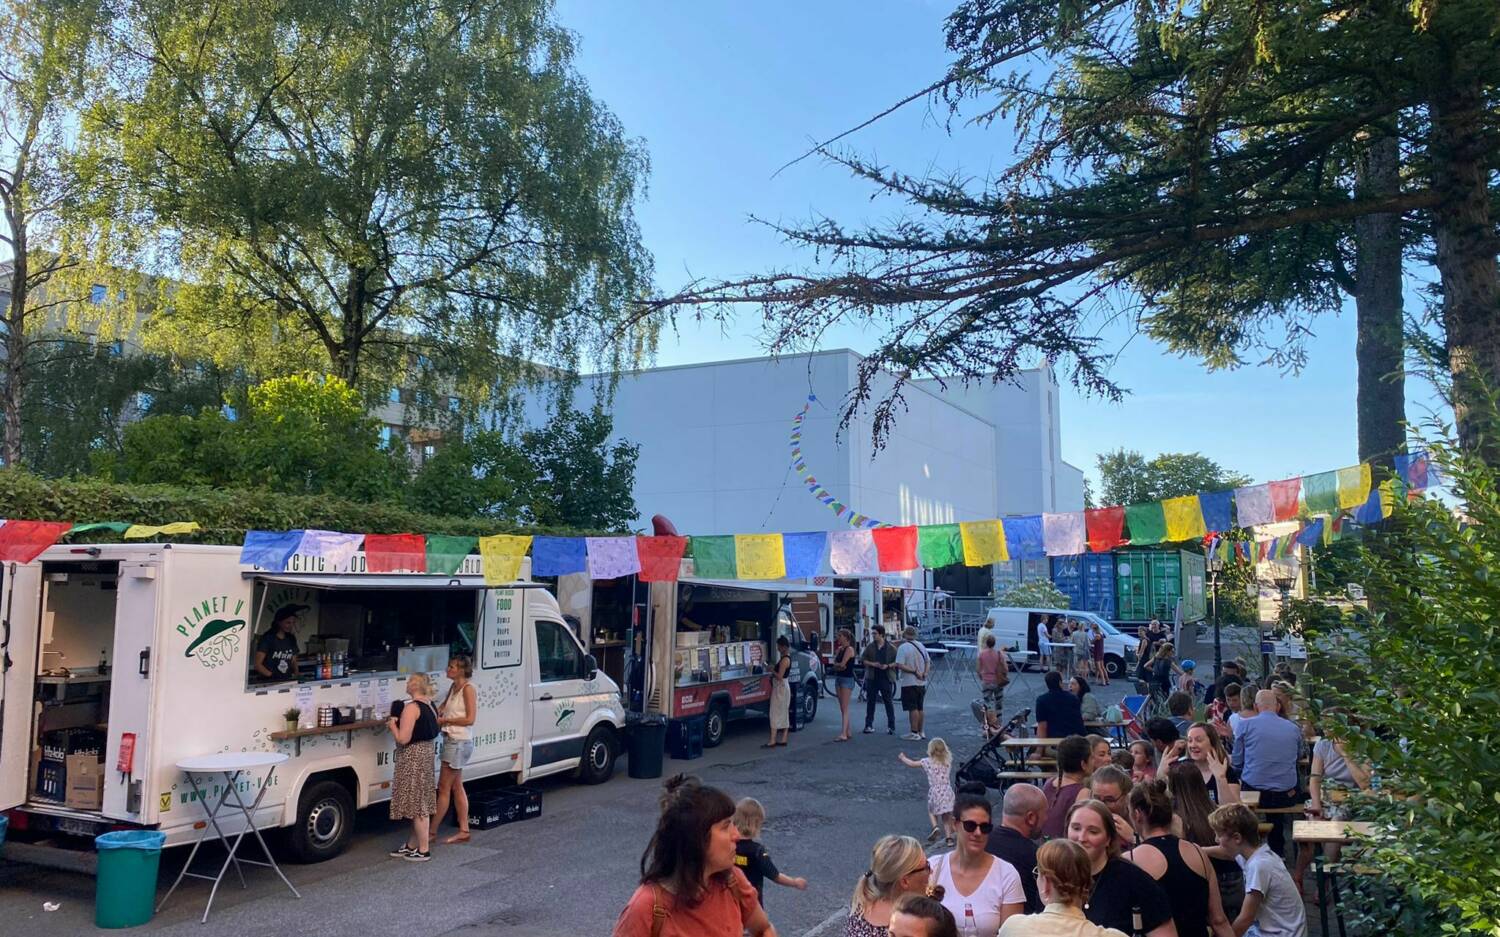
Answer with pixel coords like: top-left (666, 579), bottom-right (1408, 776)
top-left (985, 784), bottom-right (1046, 914)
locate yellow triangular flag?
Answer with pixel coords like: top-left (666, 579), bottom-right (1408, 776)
top-left (1336, 465), bottom-right (1372, 510)
top-left (478, 534), bottom-right (532, 584)
top-left (960, 520), bottom-right (1007, 565)
top-left (734, 534), bottom-right (786, 579)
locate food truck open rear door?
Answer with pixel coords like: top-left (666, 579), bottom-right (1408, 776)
top-left (102, 561), bottom-right (161, 822)
top-left (0, 563), bottom-right (42, 811)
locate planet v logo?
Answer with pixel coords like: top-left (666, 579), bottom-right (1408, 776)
top-left (553, 702), bottom-right (576, 728)
top-left (178, 594), bottom-right (247, 669)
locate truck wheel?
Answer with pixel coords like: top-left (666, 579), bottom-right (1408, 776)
top-left (577, 726), bottom-right (617, 784)
top-left (289, 779), bottom-right (354, 863)
top-left (799, 680), bottom-right (818, 724)
top-left (1104, 655), bottom-right (1125, 679)
top-left (704, 703), bottom-right (728, 748)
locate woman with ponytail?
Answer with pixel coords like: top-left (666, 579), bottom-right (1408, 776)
top-left (846, 835), bottom-right (933, 935)
top-left (1123, 780), bottom-right (1233, 937)
top-left (613, 774), bottom-right (776, 937)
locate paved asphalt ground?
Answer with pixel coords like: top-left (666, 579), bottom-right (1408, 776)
top-left (1, 626), bottom-right (1299, 936)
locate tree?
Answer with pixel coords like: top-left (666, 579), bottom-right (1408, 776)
top-left (1095, 449), bottom-right (1250, 506)
top-left (90, 0), bottom-right (656, 405)
top-left (645, 0), bottom-right (1499, 457)
top-left (995, 578), bottom-right (1068, 609)
top-left (406, 432), bottom-right (535, 521)
top-left (114, 373), bottom-right (408, 500)
top-left (0, 0), bottom-right (110, 467)
top-left (520, 400), bottom-right (638, 531)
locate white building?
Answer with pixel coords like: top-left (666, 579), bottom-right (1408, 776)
top-left (526, 349), bottom-right (1084, 537)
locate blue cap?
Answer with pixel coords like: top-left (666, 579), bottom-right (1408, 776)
top-left (1181, 659), bottom-right (1196, 670)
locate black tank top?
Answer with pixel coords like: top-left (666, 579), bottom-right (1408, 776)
top-left (1144, 833), bottom-right (1211, 937)
top-left (833, 646), bottom-right (855, 677)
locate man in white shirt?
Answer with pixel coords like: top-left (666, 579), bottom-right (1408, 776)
top-left (895, 625), bottom-right (930, 740)
top-left (1209, 803), bottom-right (1307, 937)
top-left (1035, 618), bottom-right (1052, 670)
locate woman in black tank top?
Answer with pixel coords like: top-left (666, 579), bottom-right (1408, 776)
top-left (1124, 780), bottom-right (1234, 937)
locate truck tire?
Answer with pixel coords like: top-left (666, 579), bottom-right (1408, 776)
top-left (1104, 654), bottom-right (1125, 679)
top-left (704, 702), bottom-right (728, 748)
top-left (289, 778), bottom-right (355, 863)
top-left (798, 680), bottom-right (818, 724)
top-left (577, 725), bottom-right (617, 784)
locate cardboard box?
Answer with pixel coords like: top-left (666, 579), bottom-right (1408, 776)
top-left (64, 754), bottom-right (103, 810)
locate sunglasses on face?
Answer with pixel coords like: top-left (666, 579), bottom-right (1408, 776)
top-left (960, 820), bottom-right (994, 834)
top-left (908, 864), bottom-right (931, 877)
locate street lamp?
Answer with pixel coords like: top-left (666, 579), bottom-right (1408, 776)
top-left (1205, 551), bottom-right (1224, 678)
top-left (1270, 573), bottom-right (1296, 680)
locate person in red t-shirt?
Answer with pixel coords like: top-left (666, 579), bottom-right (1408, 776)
top-left (613, 775), bottom-right (777, 937)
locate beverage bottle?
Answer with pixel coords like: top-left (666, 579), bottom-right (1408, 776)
top-left (961, 903), bottom-right (978, 937)
top-left (1132, 908), bottom-right (1147, 937)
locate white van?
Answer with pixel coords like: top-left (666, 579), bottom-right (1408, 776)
top-left (0, 543), bottom-right (624, 863)
top-left (981, 607), bottom-right (1137, 678)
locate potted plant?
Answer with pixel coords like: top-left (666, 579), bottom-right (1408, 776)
top-left (283, 707), bottom-right (301, 732)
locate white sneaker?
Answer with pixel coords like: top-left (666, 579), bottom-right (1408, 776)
top-left (902, 732), bottom-right (922, 740)
top-left (917, 733), bottom-right (927, 740)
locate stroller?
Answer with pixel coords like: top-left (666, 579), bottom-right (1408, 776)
top-left (955, 705), bottom-right (1031, 792)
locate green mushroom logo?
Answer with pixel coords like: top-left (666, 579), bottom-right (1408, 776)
top-left (184, 618), bottom-right (246, 669)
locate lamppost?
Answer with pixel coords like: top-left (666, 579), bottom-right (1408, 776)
top-left (1270, 573), bottom-right (1296, 680)
top-left (1206, 551), bottom-right (1223, 678)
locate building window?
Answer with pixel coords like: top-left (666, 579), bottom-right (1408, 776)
top-left (388, 387), bottom-right (401, 404)
top-left (422, 444), bottom-right (436, 459)
top-left (133, 392), bottom-right (154, 412)
top-left (380, 425), bottom-right (393, 448)
top-left (90, 284), bottom-right (107, 304)
top-left (108, 339), bottom-right (124, 357)
top-left (447, 396), bottom-right (460, 413)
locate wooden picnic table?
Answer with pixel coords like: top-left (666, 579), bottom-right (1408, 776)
top-left (1002, 737), bottom-right (1065, 747)
top-left (1294, 820), bottom-right (1376, 937)
top-left (1238, 789), bottom-right (1260, 807)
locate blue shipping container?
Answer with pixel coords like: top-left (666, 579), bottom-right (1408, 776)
top-left (1050, 554), bottom-right (1117, 620)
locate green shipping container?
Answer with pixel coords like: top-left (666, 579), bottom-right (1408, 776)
top-left (1114, 549), bottom-right (1207, 625)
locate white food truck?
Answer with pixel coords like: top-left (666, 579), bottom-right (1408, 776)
top-left (0, 543), bottom-right (624, 862)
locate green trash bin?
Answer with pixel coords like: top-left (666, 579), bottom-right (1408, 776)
top-left (96, 830), bottom-right (166, 928)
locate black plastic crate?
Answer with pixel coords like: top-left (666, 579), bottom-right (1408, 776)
top-left (667, 717), bottom-right (705, 760)
top-left (35, 759), bottom-right (66, 802)
top-left (467, 785), bottom-right (543, 830)
top-left (41, 728), bottom-right (104, 761)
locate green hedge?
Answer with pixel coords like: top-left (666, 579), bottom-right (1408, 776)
top-left (0, 469), bottom-right (609, 542)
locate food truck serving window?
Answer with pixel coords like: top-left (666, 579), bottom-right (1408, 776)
top-left (243, 574), bottom-right (488, 688)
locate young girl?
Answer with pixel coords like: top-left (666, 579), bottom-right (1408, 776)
top-left (899, 737), bottom-right (956, 847)
top-left (1129, 739), bottom-right (1157, 783)
top-left (731, 798), bottom-right (808, 909)
top-left (1177, 659), bottom-right (1201, 698)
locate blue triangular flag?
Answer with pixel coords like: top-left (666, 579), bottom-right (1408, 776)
top-left (1004, 514), bottom-right (1046, 560)
top-left (781, 531), bottom-right (828, 578)
top-left (240, 529), bottom-right (304, 570)
top-left (531, 536), bottom-right (588, 577)
top-left (1294, 518), bottom-right (1325, 547)
top-left (1198, 490), bottom-right (1234, 532)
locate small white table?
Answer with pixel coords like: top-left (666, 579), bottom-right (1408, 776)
top-left (157, 752), bottom-right (301, 922)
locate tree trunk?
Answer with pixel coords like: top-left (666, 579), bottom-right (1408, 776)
top-left (2, 216), bottom-right (27, 469)
top-left (1429, 80), bottom-right (1500, 461)
top-left (1353, 132), bottom-right (1405, 465)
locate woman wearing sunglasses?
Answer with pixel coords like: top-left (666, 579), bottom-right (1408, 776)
top-left (846, 835), bottom-right (933, 936)
top-left (926, 794), bottom-right (1025, 936)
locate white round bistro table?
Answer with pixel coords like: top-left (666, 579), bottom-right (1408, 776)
top-left (156, 751), bottom-right (301, 922)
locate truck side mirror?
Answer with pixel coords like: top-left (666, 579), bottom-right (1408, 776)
top-left (582, 653), bottom-right (598, 681)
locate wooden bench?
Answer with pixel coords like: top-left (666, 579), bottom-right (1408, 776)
top-left (996, 771), bottom-right (1051, 782)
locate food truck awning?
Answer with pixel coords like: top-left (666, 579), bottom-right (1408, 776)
top-left (243, 573), bottom-right (540, 590)
top-left (681, 578), bottom-right (852, 594)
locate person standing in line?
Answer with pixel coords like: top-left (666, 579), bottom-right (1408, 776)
top-left (432, 654), bottom-right (478, 844)
top-left (895, 625), bottom-right (931, 740)
top-left (1070, 623), bottom-right (1090, 680)
top-left (997, 839), bottom-right (1131, 937)
top-left (986, 784), bottom-right (1047, 914)
top-left (863, 624), bottom-right (898, 735)
top-left (927, 793), bottom-right (1026, 936)
top-left (1091, 620), bottom-right (1110, 685)
top-left (613, 775), bottom-right (775, 937)
top-left (1123, 780), bottom-right (1235, 937)
top-left (1207, 805), bottom-right (1307, 937)
top-left (900, 737), bottom-right (957, 846)
top-left (765, 636), bottom-right (792, 749)
top-left (845, 834), bottom-right (934, 936)
top-left (386, 673), bottom-right (441, 862)
top-left (976, 634), bottom-right (1009, 720)
top-left (832, 628), bottom-right (858, 742)
top-left (732, 798), bottom-right (808, 909)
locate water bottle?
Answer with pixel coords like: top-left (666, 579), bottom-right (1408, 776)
top-left (961, 903), bottom-right (978, 937)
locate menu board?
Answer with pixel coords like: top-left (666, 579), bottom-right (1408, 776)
top-left (482, 589), bottom-right (521, 669)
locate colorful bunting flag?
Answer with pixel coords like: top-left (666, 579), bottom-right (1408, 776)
top-left (123, 521), bottom-right (201, 540)
top-left (1336, 465), bottom-right (1371, 510)
top-left (782, 532), bottom-right (828, 578)
top-left (1269, 479), bottom-right (1302, 521)
top-left (1295, 518), bottom-right (1325, 547)
top-left (240, 529), bottom-right (304, 570)
top-left (479, 534), bottom-right (532, 584)
top-left (1162, 496), bottom-right (1206, 542)
top-left (1124, 502), bottom-right (1167, 545)
top-left (1302, 472), bottom-right (1340, 514)
top-left (790, 397), bottom-right (884, 529)
top-left (1002, 515), bottom-right (1045, 560)
top-left (0, 520), bottom-right (73, 563)
top-left (916, 525), bottom-right (963, 569)
top-left (689, 536), bottom-right (737, 579)
top-left (1084, 507), bottom-right (1126, 553)
top-left (586, 536), bottom-right (640, 580)
top-left (736, 534), bottom-right (787, 579)
top-left (871, 526), bottom-right (918, 571)
top-left (1041, 512), bottom-right (1086, 556)
top-left (1395, 452), bottom-right (1429, 491)
top-left (636, 536), bottom-right (688, 582)
top-left (66, 522), bottom-right (131, 537)
top-left (531, 536), bottom-right (587, 577)
top-left (959, 520), bottom-right (1007, 565)
top-left (1197, 491), bottom-right (1233, 533)
top-left (426, 535), bottom-right (477, 575)
top-left (830, 529), bottom-right (878, 574)
top-left (364, 533), bottom-right (427, 572)
top-left (298, 530), bottom-right (365, 571)
top-left (1234, 484), bottom-right (1274, 527)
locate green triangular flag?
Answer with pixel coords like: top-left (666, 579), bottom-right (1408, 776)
top-left (689, 536), bottom-right (737, 578)
top-left (65, 522), bottom-right (131, 536)
top-left (426, 535), bottom-right (477, 575)
top-left (1301, 471), bottom-right (1340, 514)
top-left (1124, 502), bottom-right (1167, 545)
top-left (916, 524), bottom-right (963, 568)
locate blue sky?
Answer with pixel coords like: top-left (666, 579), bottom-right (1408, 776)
top-left (554, 1), bottom-right (1443, 490)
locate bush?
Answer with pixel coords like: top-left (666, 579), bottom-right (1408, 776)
top-left (994, 579), bottom-right (1070, 609)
